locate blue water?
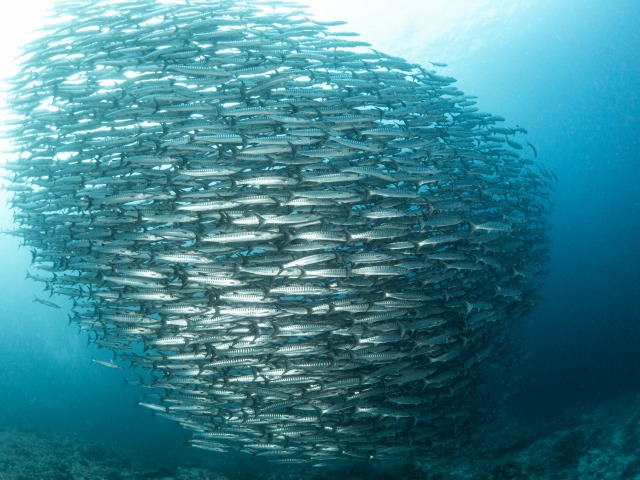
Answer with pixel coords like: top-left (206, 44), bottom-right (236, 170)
top-left (0, 0), bottom-right (638, 474)
top-left (461, 0), bottom-right (640, 413)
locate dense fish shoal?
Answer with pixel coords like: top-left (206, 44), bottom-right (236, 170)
top-left (1, 0), bottom-right (554, 466)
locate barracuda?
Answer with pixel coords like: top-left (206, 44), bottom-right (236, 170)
top-left (4, 0), bottom-right (552, 465)
top-left (200, 231), bottom-right (283, 244)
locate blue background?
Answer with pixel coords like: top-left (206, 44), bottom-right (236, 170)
top-left (0, 0), bottom-right (638, 468)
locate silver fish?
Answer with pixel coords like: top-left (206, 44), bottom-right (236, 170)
top-left (3, 0), bottom-right (553, 465)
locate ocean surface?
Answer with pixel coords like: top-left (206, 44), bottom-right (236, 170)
top-left (0, 0), bottom-right (638, 478)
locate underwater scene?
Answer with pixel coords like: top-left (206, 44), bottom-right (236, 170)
top-left (0, 0), bottom-right (638, 479)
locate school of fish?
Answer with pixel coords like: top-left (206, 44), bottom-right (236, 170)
top-left (1, 0), bottom-right (555, 466)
